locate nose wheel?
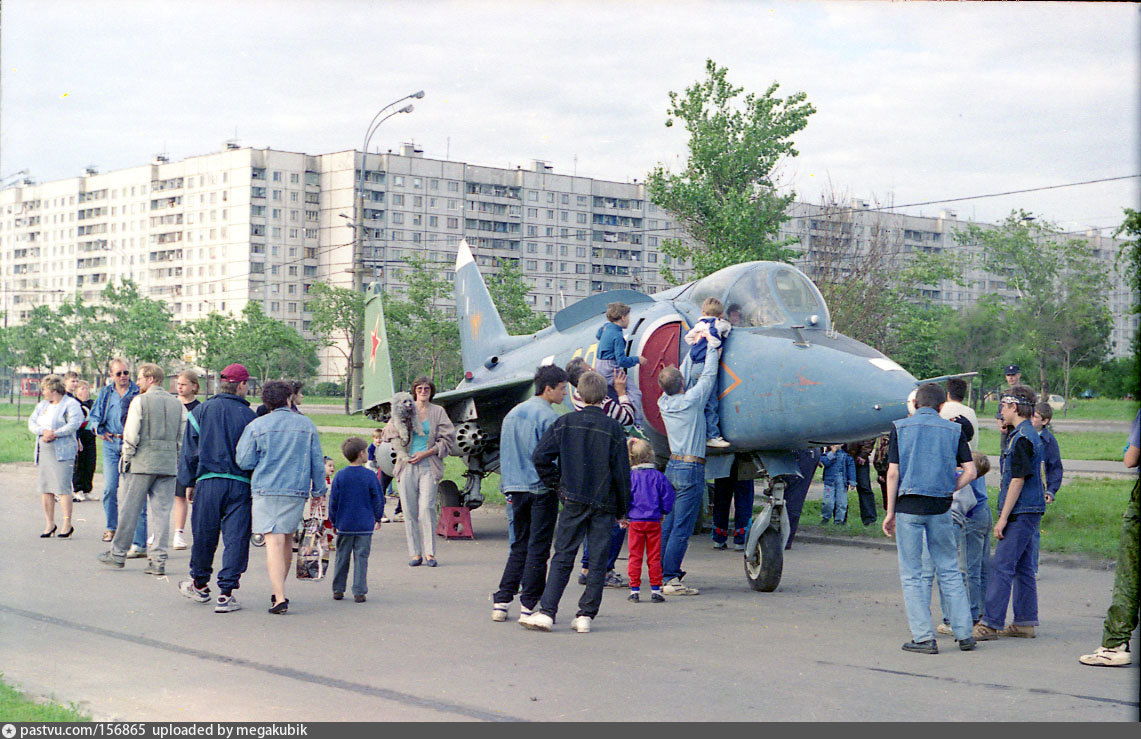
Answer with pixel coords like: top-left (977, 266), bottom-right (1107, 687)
top-left (743, 526), bottom-right (783, 591)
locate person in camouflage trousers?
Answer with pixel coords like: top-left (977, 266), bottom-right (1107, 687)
top-left (1079, 409), bottom-right (1140, 668)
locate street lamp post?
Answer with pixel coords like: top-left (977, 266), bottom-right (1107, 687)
top-left (349, 91), bottom-right (423, 413)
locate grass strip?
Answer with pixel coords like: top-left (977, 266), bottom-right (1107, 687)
top-left (0, 674), bottom-right (90, 721)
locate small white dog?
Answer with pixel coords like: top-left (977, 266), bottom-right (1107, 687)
top-left (385, 391), bottom-right (416, 468)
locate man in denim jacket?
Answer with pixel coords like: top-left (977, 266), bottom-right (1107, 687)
top-left (237, 379), bottom-right (326, 614)
top-left (490, 365), bottom-right (568, 623)
top-left (974, 385), bottom-right (1045, 641)
top-left (883, 383), bottom-right (978, 654)
top-left (89, 358), bottom-right (146, 550)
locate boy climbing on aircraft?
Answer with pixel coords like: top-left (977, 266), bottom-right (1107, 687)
top-left (595, 302), bottom-right (646, 423)
top-left (683, 297), bottom-right (731, 448)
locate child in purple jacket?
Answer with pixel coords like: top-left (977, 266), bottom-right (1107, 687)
top-left (624, 439), bottom-right (676, 603)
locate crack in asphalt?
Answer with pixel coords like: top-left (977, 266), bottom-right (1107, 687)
top-left (0, 604), bottom-right (525, 722)
top-left (814, 659), bottom-right (1139, 708)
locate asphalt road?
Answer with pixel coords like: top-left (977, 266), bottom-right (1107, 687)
top-left (1, 463), bottom-right (1136, 722)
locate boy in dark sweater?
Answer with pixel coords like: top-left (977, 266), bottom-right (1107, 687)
top-left (328, 437), bottom-right (385, 603)
top-left (521, 371), bottom-right (631, 634)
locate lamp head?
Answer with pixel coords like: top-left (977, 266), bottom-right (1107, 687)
top-left (412, 90), bottom-right (425, 99)
top-left (399, 104), bottom-right (414, 114)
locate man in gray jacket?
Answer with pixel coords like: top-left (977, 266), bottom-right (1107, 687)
top-left (98, 363), bottom-right (185, 575)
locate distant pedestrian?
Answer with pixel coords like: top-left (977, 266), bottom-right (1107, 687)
top-left (625, 438), bottom-right (674, 603)
top-left (521, 371), bottom-right (631, 633)
top-left (328, 437), bottom-right (385, 604)
top-left (993, 364), bottom-right (1022, 454)
top-left (177, 363), bottom-right (257, 614)
top-left (819, 444), bottom-right (856, 525)
top-left (172, 370), bottom-right (201, 552)
top-left (71, 379), bottom-right (97, 503)
top-left (236, 379), bottom-right (326, 614)
top-left (89, 358), bottom-right (147, 550)
top-left (491, 365), bottom-right (568, 623)
top-left (844, 438), bottom-right (879, 525)
top-left (29, 375), bottom-right (84, 538)
top-left (97, 363), bottom-right (185, 575)
top-left (710, 458), bottom-right (753, 551)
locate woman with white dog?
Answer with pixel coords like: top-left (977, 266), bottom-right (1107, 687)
top-left (384, 376), bottom-right (456, 567)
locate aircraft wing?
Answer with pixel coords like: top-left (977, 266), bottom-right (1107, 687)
top-left (433, 376), bottom-right (534, 408)
top-left (914, 371), bottom-right (979, 385)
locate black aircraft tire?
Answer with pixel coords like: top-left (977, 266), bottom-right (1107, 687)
top-left (744, 526), bottom-right (783, 592)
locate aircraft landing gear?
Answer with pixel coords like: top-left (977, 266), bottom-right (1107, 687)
top-left (743, 478), bottom-right (788, 592)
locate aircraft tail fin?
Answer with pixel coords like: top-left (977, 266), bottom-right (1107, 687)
top-left (361, 282), bottom-right (396, 413)
top-left (455, 239), bottom-right (517, 373)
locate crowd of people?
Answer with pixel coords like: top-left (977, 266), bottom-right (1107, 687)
top-left (25, 325), bottom-right (1138, 662)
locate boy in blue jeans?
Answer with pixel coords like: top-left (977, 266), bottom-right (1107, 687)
top-left (329, 437), bottom-right (385, 603)
top-left (819, 444), bottom-right (856, 524)
top-left (883, 382), bottom-right (978, 654)
top-left (683, 297), bottom-right (731, 448)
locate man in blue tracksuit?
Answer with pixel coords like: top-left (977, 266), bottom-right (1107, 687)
top-left (88, 358), bottom-right (146, 551)
top-left (177, 363), bottom-right (257, 613)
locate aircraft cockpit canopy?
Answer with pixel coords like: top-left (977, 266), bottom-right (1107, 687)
top-left (685, 263), bottom-right (830, 330)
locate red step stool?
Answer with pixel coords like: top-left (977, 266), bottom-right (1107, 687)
top-left (435, 506), bottom-right (475, 539)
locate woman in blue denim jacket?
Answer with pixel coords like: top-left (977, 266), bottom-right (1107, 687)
top-left (29, 374), bottom-right (85, 537)
top-left (236, 380), bottom-right (327, 613)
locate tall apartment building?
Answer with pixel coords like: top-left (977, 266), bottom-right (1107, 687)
top-left (1, 146), bottom-right (1133, 385)
top-left (0, 145), bottom-right (694, 382)
top-left (778, 199), bottom-right (1136, 359)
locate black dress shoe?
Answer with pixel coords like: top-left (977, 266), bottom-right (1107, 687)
top-left (902, 640), bottom-right (939, 654)
top-left (40, 525), bottom-right (57, 538)
top-left (58, 525), bottom-right (75, 538)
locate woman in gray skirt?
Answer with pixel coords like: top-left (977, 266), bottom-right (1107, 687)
top-left (29, 374), bottom-right (85, 537)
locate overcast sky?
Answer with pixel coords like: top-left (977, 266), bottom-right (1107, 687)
top-left (2, 0), bottom-right (1137, 233)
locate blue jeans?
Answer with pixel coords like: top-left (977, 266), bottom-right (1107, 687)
top-left (963, 507), bottom-right (992, 622)
top-left (332, 534), bottom-right (372, 597)
top-left (895, 511), bottom-right (973, 643)
top-left (920, 522), bottom-right (968, 626)
top-left (983, 513), bottom-right (1041, 629)
top-left (684, 360), bottom-right (720, 439)
top-left (661, 460), bottom-right (705, 582)
top-left (822, 480), bottom-right (848, 522)
top-left (101, 440), bottom-right (147, 548)
top-left (506, 494), bottom-right (516, 546)
top-left (581, 523), bottom-right (625, 572)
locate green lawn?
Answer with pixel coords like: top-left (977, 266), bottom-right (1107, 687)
top-left (976, 428), bottom-right (1127, 461)
top-left (1054, 398), bottom-right (1139, 421)
top-left (792, 476), bottom-right (1132, 559)
top-left (0, 418), bottom-right (35, 464)
top-left (0, 675), bottom-right (89, 721)
top-left (307, 413), bottom-right (378, 429)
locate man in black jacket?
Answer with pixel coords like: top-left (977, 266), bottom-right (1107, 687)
top-left (521, 371), bottom-right (631, 634)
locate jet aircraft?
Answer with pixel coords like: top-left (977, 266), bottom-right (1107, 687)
top-left (363, 239), bottom-right (920, 591)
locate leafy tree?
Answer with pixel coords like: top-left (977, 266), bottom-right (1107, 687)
top-left (647, 59), bottom-right (816, 283)
top-left (305, 282), bottom-right (365, 414)
top-left (383, 253), bottom-right (462, 391)
top-left (13, 304), bottom-right (74, 372)
top-left (99, 280), bottom-right (181, 366)
top-left (485, 258), bottom-right (549, 335)
top-left (57, 296), bottom-right (109, 381)
top-left (227, 302), bottom-right (317, 385)
top-left (180, 312), bottom-right (238, 394)
top-left (956, 211), bottom-right (1113, 401)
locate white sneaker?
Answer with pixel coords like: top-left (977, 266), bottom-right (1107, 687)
top-left (72, 491), bottom-right (87, 502)
top-left (1079, 645), bottom-right (1131, 667)
top-left (172, 531), bottom-right (188, 550)
top-left (935, 623), bottom-right (953, 636)
top-left (662, 578), bottom-right (700, 596)
top-left (706, 437), bottom-right (730, 448)
top-left (125, 545), bottom-right (147, 559)
top-left (147, 533), bottom-right (155, 547)
top-left (519, 611), bottom-right (553, 632)
top-left (518, 605), bottom-right (535, 623)
top-left (492, 602), bottom-right (509, 622)
top-left (572, 615), bottom-right (592, 633)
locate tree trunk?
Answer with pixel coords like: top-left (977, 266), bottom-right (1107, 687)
top-left (343, 364), bottom-right (353, 415)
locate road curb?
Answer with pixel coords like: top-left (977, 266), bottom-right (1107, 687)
top-left (791, 532), bottom-right (1115, 571)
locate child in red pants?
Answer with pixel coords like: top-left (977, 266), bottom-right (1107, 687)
top-left (625, 439), bottom-right (676, 603)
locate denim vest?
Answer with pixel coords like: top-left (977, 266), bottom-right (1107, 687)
top-left (893, 407), bottom-right (961, 498)
top-left (999, 419), bottom-right (1045, 515)
top-left (235, 408), bottom-right (327, 497)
